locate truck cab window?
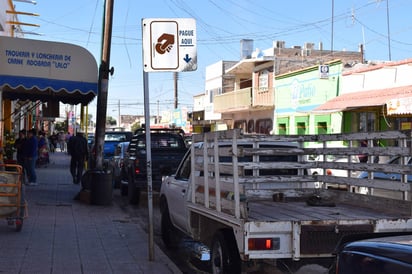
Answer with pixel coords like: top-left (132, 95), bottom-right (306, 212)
top-left (176, 154), bottom-right (191, 180)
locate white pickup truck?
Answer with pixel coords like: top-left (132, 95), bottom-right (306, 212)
top-left (159, 129), bottom-right (412, 273)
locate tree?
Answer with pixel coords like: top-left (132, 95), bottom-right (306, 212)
top-left (106, 116), bottom-right (117, 126)
top-left (131, 121), bottom-right (141, 133)
top-left (55, 120), bottom-right (68, 132)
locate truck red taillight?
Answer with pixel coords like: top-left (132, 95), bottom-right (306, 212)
top-left (248, 238), bottom-right (280, 250)
top-left (134, 159), bottom-right (140, 174)
top-left (326, 169), bottom-right (332, 175)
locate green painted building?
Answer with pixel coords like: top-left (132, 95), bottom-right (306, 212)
top-left (273, 60), bottom-right (343, 135)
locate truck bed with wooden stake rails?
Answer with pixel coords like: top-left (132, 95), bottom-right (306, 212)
top-left (159, 129), bottom-right (412, 273)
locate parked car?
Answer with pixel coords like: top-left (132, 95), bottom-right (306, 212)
top-left (306, 143), bottom-right (360, 190)
top-left (357, 156), bottom-right (412, 198)
top-left (335, 233), bottom-right (412, 274)
top-left (89, 131), bottom-right (133, 169)
top-left (358, 156), bottom-right (412, 182)
top-left (108, 141), bottom-right (129, 191)
top-left (87, 134), bottom-right (94, 150)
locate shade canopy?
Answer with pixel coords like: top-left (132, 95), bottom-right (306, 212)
top-left (0, 36), bottom-right (98, 105)
top-left (314, 85), bottom-right (412, 113)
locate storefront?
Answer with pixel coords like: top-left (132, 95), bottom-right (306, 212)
top-left (0, 36), bottom-right (98, 155)
top-left (273, 60), bottom-right (342, 135)
top-left (314, 85), bottom-right (412, 134)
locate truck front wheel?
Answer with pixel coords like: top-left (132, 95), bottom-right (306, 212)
top-left (211, 230), bottom-right (241, 274)
top-left (160, 202), bottom-right (177, 248)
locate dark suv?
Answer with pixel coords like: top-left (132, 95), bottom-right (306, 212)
top-left (335, 233), bottom-right (412, 273)
top-left (123, 128), bottom-right (188, 205)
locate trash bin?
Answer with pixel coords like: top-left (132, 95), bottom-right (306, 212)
top-left (89, 169), bottom-right (113, 205)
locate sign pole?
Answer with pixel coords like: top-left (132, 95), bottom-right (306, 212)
top-left (143, 70), bottom-right (154, 261)
top-left (141, 18), bottom-right (154, 260)
top-left (141, 17), bottom-right (196, 261)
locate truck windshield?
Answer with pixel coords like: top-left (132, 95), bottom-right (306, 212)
top-left (137, 134), bottom-right (185, 149)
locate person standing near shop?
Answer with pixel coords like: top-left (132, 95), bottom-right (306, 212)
top-left (14, 129), bottom-right (27, 183)
top-left (67, 131), bottom-right (88, 184)
top-left (24, 129), bottom-right (38, 186)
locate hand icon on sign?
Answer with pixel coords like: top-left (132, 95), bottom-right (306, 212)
top-left (155, 33), bottom-right (175, 55)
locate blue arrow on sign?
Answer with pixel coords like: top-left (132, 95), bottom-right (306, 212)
top-left (183, 54), bottom-right (192, 63)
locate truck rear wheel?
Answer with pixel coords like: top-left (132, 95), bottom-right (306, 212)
top-left (211, 230), bottom-right (241, 274)
top-left (127, 174), bottom-right (140, 205)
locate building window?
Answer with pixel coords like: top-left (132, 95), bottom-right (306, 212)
top-left (256, 119), bottom-right (272, 134)
top-left (297, 122), bottom-right (306, 135)
top-left (247, 120), bottom-right (254, 133)
top-left (317, 122), bottom-right (327, 134)
top-left (258, 70), bottom-right (269, 92)
top-left (278, 123), bottom-right (287, 135)
top-left (234, 120), bottom-right (247, 131)
top-left (359, 112), bottom-right (376, 132)
top-left (209, 90), bottom-right (213, 103)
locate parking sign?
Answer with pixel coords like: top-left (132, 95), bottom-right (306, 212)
top-left (142, 18), bottom-right (197, 72)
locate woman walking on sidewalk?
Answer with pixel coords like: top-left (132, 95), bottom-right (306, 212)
top-left (24, 129), bottom-right (38, 186)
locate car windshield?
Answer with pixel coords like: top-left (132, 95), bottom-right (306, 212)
top-left (105, 133), bottom-right (128, 142)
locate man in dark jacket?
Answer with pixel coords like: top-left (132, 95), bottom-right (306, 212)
top-left (14, 129), bottom-right (27, 183)
top-left (67, 131), bottom-right (88, 184)
top-left (24, 129), bottom-right (38, 186)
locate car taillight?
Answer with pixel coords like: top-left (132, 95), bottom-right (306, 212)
top-left (248, 237), bottom-right (280, 250)
top-left (135, 168), bottom-right (140, 175)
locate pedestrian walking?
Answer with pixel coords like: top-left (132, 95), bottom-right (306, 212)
top-left (65, 132), bottom-right (72, 154)
top-left (24, 129), bottom-right (38, 186)
top-left (49, 132), bottom-right (58, 153)
top-left (58, 132), bottom-right (66, 152)
top-left (67, 131), bottom-right (88, 184)
top-left (13, 129), bottom-right (27, 183)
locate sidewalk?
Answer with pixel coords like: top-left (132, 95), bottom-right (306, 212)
top-left (0, 151), bottom-right (182, 274)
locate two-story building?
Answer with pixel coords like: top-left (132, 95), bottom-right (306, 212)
top-left (207, 40), bottom-right (363, 134)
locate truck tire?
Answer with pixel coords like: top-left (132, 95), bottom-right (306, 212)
top-left (160, 202), bottom-right (177, 248)
top-left (127, 173), bottom-right (140, 205)
top-left (120, 182), bottom-right (128, 196)
top-left (211, 230), bottom-right (241, 274)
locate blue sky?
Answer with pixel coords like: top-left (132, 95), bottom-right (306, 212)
top-left (14, 0), bottom-right (412, 118)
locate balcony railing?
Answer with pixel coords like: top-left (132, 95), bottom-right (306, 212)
top-left (214, 88), bottom-right (252, 113)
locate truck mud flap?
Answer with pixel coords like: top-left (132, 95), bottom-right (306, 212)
top-left (300, 224), bottom-right (373, 254)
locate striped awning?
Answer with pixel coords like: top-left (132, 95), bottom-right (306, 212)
top-left (0, 36), bottom-right (98, 105)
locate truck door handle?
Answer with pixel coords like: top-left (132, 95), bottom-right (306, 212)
top-left (181, 189), bottom-right (186, 195)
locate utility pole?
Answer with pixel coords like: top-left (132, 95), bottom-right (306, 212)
top-left (386, 0), bottom-right (392, 61)
top-left (174, 72), bottom-right (178, 109)
top-left (95, 0), bottom-right (114, 169)
top-left (331, 0), bottom-right (334, 55)
top-left (117, 99), bottom-right (121, 127)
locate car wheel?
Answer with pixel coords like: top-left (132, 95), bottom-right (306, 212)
top-left (211, 230), bottom-right (241, 274)
top-left (127, 173), bottom-right (140, 205)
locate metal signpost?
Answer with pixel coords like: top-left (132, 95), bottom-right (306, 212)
top-left (141, 18), bottom-right (196, 260)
